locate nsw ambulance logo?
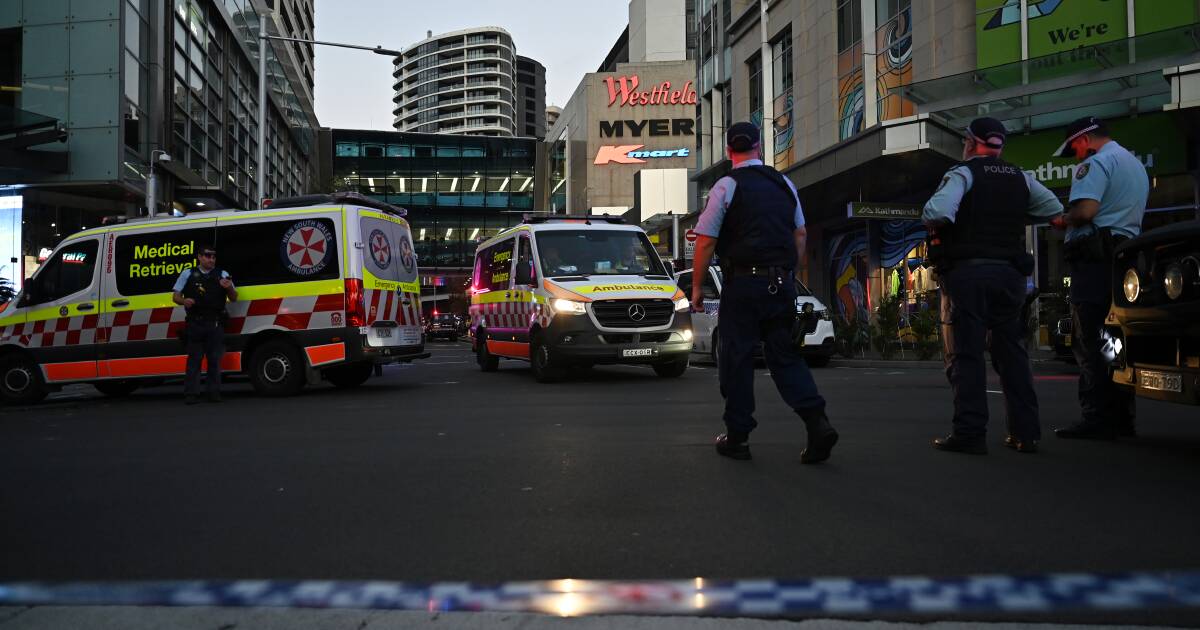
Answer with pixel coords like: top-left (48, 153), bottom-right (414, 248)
top-left (281, 220), bottom-right (332, 276)
top-left (368, 229), bottom-right (391, 270)
top-left (398, 235), bottom-right (415, 274)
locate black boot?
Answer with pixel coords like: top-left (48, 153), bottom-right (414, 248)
top-left (799, 409), bottom-right (838, 464)
top-left (715, 432), bottom-right (751, 460)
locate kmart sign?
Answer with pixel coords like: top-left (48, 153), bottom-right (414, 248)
top-left (1003, 113), bottom-right (1186, 188)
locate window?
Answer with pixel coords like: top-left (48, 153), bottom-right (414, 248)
top-left (534, 230), bottom-right (668, 277)
top-left (115, 227), bottom-right (214, 296)
top-left (772, 28), bottom-right (794, 170)
top-left (25, 240), bottom-right (99, 306)
top-left (837, 0), bottom-right (862, 53)
top-left (215, 218), bottom-right (341, 287)
top-left (515, 236), bottom-right (535, 285)
top-left (747, 54), bottom-right (763, 130)
top-left (876, 0), bottom-right (909, 23)
top-left (474, 239), bottom-right (514, 291)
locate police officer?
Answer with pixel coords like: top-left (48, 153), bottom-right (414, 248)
top-left (172, 245), bottom-right (237, 404)
top-left (690, 121), bottom-right (838, 464)
top-left (1050, 117), bottom-right (1146, 440)
top-left (923, 117), bottom-right (1064, 454)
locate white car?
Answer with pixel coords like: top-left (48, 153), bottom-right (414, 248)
top-left (675, 267), bottom-right (835, 367)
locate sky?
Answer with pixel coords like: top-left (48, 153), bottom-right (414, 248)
top-left (313, 1), bottom-right (631, 130)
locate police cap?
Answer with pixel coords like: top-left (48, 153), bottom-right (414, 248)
top-left (726, 122), bottom-right (760, 152)
top-left (1053, 116), bottom-right (1108, 157)
top-left (965, 117), bottom-right (1006, 150)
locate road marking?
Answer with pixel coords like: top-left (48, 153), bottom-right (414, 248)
top-left (419, 381), bottom-right (460, 385)
top-left (987, 390), bottom-right (1003, 394)
top-left (423, 361), bottom-right (468, 365)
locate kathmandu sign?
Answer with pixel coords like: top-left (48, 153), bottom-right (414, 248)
top-left (604, 75), bottom-right (698, 108)
top-left (846, 202), bottom-right (923, 220)
top-left (594, 145), bottom-right (690, 165)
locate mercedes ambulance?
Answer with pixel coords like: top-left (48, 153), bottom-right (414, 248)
top-left (469, 215), bottom-right (693, 382)
top-left (0, 192), bottom-right (428, 404)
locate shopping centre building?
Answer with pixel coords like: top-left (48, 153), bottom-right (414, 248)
top-left (690, 0), bottom-right (1199, 327)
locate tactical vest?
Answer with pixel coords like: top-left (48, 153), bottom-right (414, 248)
top-left (182, 267), bottom-right (228, 323)
top-left (715, 165), bottom-right (799, 268)
top-left (938, 156), bottom-right (1029, 263)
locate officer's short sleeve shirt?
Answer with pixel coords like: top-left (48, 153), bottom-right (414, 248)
top-left (924, 160), bottom-right (1064, 225)
top-left (695, 159), bottom-right (805, 238)
top-left (172, 267), bottom-right (231, 293)
top-left (1066, 141), bottom-right (1149, 242)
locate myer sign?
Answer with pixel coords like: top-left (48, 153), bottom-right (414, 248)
top-left (1004, 113), bottom-right (1185, 188)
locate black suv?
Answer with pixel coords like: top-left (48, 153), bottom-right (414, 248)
top-left (1108, 220), bottom-right (1200, 405)
top-left (425, 314), bottom-right (460, 342)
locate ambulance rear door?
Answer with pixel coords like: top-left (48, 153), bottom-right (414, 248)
top-left (358, 210), bottom-right (422, 348)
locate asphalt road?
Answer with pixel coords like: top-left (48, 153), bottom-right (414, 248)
top-left (3, 342), bottom-right (1200, 624)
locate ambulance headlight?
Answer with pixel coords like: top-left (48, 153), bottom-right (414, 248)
top-left (553, 298), bottom-right (586, 315)
top-left (1163, 263), bottom-right (1184, 301)
top-left (682, 328), bottom-right (693, 341)
top-left (673, 296), bottom-right (690, 311)
top-left (1122, 268), bottom-right (1140, 303)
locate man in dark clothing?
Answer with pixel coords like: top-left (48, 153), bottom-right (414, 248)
top-left (922, 117), bottom-right (1064, 454)
top-left (690, 121), bottom-right (838, 464)
top-left (172, 245), bottom-right (237, 404)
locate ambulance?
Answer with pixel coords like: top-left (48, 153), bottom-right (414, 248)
top-left (469, 215), bottom-right (693, 382)
top-left (0, 192), bottom-right (428, 404)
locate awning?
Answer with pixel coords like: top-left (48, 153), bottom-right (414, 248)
top-left (0, 105), bottom-right (67, 177)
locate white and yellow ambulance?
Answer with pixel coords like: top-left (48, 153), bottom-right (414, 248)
top-left (0, 193), bottom-right (428, 404)
top-left (469, 215), bottom-right (693, 382)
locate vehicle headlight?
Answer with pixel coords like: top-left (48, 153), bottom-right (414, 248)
top-left (1163, 263), bottom-right (1184, 300)
top-left (1123, 268), bottom-right (1140, 303)
top-left (682, 328), bottom-right (693, 341)
top-left (553, 298), bottom-right (586, 315)
top-left (673, 296), bottom-right (690, 312)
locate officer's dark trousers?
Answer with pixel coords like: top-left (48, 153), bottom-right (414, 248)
top-left (940, 263), bottom-right (1040, 441)
top-left (1069, 261), bottom-right (1135, 427)
top-left (718, 275), bottom-right (825, 436)
top-left (184, 320), bottom-right (225, 396)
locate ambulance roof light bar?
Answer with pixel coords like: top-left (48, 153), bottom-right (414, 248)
top-left (523, 214), bottom-right (625, 225)
top-left (263, 191), bottom-right (408, 217)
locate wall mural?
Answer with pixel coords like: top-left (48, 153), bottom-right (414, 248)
top-left (827, 229), bottom-right (869, 322)
top-left (837, 47), bottom-right (865, 141)
top-left (875, 7), bottom-right (914, 122)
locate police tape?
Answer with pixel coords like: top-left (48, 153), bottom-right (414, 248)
top-left (2, 571), bottom-right (1200, 616)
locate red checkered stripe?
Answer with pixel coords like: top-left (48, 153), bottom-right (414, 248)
top-left (0, 293), bottom-right (347, 349)
top-left (470, 299), bottom-right (548, 331)
top-left (0, 314), bottom-right (102, 348)
top-left (364, 288), bottom-right (420, 326)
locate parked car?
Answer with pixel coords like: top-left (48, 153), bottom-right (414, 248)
top-left (425, 313), bottom-right (460, 341)
top-left (1108, 220), bottom-right (1200, 405)
top-left (675, 267), bottom-right (835, 367)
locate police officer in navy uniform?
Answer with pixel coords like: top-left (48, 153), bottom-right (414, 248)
top-left (172, 245), bottom-right (237, 404)
top-left (1049, 117), bottom-right (1146, 440)
top-left (923, 117), bottom-right (1064, 454)
top-left (690, 121), bottom-right (838, 464)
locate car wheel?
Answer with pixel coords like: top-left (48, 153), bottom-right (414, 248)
top-left (477, 331), bottom-right (499, 372)
top-left (653, 357), bottom-right (689, 378)
top-left (93, 379), bottom-right (140, 397)
top-left (249, 339), bottom-right (306, 396)
top-left (530, 331), bottom-right (563, 383)
top-left (806, 354), bottom-right (831, 368)
top-left (0, 354), bottom-right (48, 405)
top-left (325, 362), bottom-right (373, 388)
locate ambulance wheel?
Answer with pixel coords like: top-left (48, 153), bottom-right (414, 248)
top-left (530, 332), bottom-right (563, 383)
top-left (93, 380), bottom-right (139, 397)
top-left (476, 333), bottom-right (499, 372)
top-left (653, 357), bottom-right (689, 378)
top-left (326, 362), bottom-right (373, 388)
top-left (249, 339), bottom-right (305, 396)
top-left (0, 354), bottom-right (48, 405)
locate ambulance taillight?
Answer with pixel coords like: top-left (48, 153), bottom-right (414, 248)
top-left (345, 278), bottom-right (366, 327)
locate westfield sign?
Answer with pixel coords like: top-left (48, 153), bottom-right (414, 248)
top-left (604, 75), bottom-right (697, 108)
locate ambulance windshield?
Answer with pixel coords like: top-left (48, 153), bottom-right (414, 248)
top-left (535, 230), bottom-right (668, 278)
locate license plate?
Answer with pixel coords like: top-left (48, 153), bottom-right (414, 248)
top-left (622, 348), bottom-right (654, 358)
top-left (375, 327), bottom-right (393, 338)
top-left (1139, 369), bottom-right (1182, 393)
top-left (1063, 334), bottom-right (1071, 347)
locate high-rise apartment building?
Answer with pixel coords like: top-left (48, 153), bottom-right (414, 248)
top-left (515, 55), bottom-right (546, 139)
top-left (392, 27), bottom-right (544, 137)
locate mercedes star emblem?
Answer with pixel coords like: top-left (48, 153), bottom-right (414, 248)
top-left (627, 303), bottom-right (646, 322)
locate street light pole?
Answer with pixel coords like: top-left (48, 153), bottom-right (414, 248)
top-left (147, 149), bottom-right (170, 218)
top-left (255, 30), bottom-right (402, 209)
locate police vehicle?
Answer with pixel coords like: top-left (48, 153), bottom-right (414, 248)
top-left (675, 267), bottom-right (835, 367)
top-left (469, 216), bottom-right (693, 382)
top-left (0, 192), bottom-right (428, 404)
top-left (1108, 219), bottom-right (1200, 406)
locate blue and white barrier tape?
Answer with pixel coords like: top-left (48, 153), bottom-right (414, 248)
top-left (3, 571), bottom-right (1200, 617)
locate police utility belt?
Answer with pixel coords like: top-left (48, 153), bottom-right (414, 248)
top-left (721, 264), bottom-right (793, 294)
top-left (1064, 226), bottom-right (1127, 264)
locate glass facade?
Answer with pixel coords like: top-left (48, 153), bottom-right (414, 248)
top-left (330, 130), bottom-right (538, 270)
